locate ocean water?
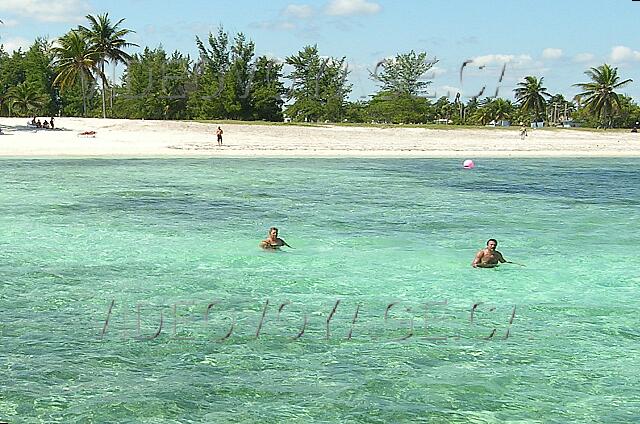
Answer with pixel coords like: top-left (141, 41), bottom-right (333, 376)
top-left (1, 158), bottom-right (639, 423)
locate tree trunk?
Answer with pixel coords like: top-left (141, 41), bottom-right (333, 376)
top-left (101, 61), bottom-right (107, 118)
top-left (81, 72), bottom-right (87, 117)
top-left (110, 62), bottom-right (115, 112)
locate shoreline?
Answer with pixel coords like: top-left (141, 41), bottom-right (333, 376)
top-left (1, 117), bottom-right (640, 158)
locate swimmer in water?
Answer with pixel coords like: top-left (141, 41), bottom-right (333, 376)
top-left (472, 239), bottom-right (509, 268)
top-left (259, 227), bottom-right (292, 250)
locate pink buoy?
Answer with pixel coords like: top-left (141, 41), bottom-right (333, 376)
top-left (463, 159), bottom-right (475, 169)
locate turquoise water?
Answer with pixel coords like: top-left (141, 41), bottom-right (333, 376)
top-left (1, 158), bottom-right (639, 423)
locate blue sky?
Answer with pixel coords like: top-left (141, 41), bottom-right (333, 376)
top-left (2, 0), bottom-right (640, 101)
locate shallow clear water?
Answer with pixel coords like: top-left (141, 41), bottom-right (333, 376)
top-left (1, 158), bottom-right (639, 423)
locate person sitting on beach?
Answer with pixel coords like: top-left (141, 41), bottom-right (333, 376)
top-left (259, 227), bottom-right (292, 250)
top-left (36, 119), bottom-right (42, 128)
top-left (472, 239), bottom-right (509, 268)
top-left (43, 120), bottom-right (50, 129)
top-left (632, 122), bottom-right (638, 133)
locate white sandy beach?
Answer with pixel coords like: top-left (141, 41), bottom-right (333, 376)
top-left (1, 117), bottom-right (639, 158)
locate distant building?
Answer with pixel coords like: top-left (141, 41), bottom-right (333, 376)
top-left (561, 120), bottom-right (580, 128)
top-left (488, 120), bottom-right (511, 127)
top-left (531, 121), bottom-right (545, 128)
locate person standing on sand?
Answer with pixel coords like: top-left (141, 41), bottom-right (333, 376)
top-left (520, 124), bottom-right (528, 140)
top-left (216, 126), bottom-right (223, 146)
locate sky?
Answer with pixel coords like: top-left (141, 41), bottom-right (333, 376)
top-left (2, 0), bottom-right (640, 102)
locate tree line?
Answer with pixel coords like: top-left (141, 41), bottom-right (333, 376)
top-left (1, 14), bottom-right (639, 128)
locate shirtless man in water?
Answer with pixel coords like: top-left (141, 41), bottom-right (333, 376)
top-left (472, 239), bottom-right (508, 268)
top-left (259, 227), bottom-right (292, 250)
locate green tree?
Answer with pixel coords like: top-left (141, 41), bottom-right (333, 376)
top-left (79, 13), bottom-right (137, 118)
top-left (513, 76), bottom-right (551, 122)
top-left (434, 96), bottom-right (458, 123)
top-left (285, 45), bottom-right (351, 122)
top-left (366, 91), bottom-right (432, 124)
top-left (52, 30), bottom-right (101, 116)
top-left (472, 99), bottom-right (494, 126)
top-left (117, 47), bottom-right (191, 120)
top-left (344, 100), bottom-right (368, 123)
top-left (189, 26), bottom-right (231, 119)
top-left (462, 97), bottom-right (480, 124)
top-left (573, 64), bottom-right (633, 128)
top-left (489, 98), bottom-right (514, 122)
top-left (547, 94), bottom-right (575, 125)
top-left (608, 95), bottom-right (640, 128)
top-left (0, 39), bottom-right (57, 116)
top-left (468, 98), bottom-right (513, 126)
top-left (221, 33), bottom-right (255, 120)
top-left (370, 50), bottom-right (437, 96)
top-left (366, 50), bottom-right (437, 124)
top-left (7, 82), bottom-right (45, 115)
top-left (189, 27), bottom-right (285, 121)
top-left (573, 94), bottom-right (640, 129)
top-left (23, 38), bottom-right (57, 115)
top-left (249, 56), bottom-right (285, 121)
top-left (0, 48), bottom-right (27, 99)
top-left (196, 26), bottom-right (230, 76)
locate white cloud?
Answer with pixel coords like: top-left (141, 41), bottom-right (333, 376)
top-left (325, 0), bottom-right (381, 16)
top-left (609, 45), bottom-right (640, 62)
top-left (471, 54), bottom-right (533, 68)
top-left (278, 21), bottom-right (298, 31)
top-left (0, 36), bottom-right (30, 53)
top-left (0, 0), bottom-right (90, 23)
top-left (542, 48), bottom-right (562, 60)
top-left (284, 4), bottom-right (314, 19)
top-left (255, 4), bottom-right (319, 33)
top-left (573, 53), bottom-right (595, 63)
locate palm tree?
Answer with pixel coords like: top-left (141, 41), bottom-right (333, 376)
top-left (79, 13), bottom-right (137, 118)
top-left (574, 64), bottom-right (633, 128)
top-left (472, 100), bottom-right (494, 126)
top-left (513, 76), bottom-right (551, 123)
top-left (52, 30), bottom-right (101, 116)
top-left (546, 94), bottom-right (576, 125)
top-left (8, 82), bottom-right (45, 116)
top-left (490, 98), bottom-right (513, 122)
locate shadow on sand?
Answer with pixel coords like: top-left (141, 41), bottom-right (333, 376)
top-left (0, 122), bottom-right (73, 134)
